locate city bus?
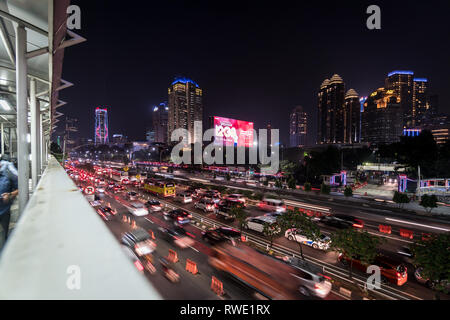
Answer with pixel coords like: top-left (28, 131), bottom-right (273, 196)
top-left (143, 178), bottom-right (176, 197)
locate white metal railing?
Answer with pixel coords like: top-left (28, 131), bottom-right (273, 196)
top-left (0, 156), bottom-right (161, 299)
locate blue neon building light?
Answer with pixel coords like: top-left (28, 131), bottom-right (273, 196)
top-left (171, 77), bottom-right (199, 87)
top-left (387, 70), bottom-right (414, 77)
top-left (413, 78), bottom-right (428, 82)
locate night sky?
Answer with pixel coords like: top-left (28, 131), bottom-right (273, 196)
top-left (59, 0), bottom-right (450, 145)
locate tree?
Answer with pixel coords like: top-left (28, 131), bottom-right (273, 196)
top-left (287, 176), bottom-right (297, 189)
top-left (263, 222), bottom-right (279, 252)
top-left (330, 229), bottom-right (383, 279)
top-left (303, 182), bottom-right (311, 192)
top-left (344, 186), bottom-right (353, 197)
top-left (275, 179), bottom-right (283, 189)
top-left (393, 191), bottom-right (410, 208)
top-left (411, 233), bottom-right (450, 299)
top-left (277, 209), bottom-right (321, 259)
top-left (230, 206), bottom-right (248, 234)
top-left (320, 183), bottom-right (330, 195)
top-left (420, 194), bottom-right (438, 213)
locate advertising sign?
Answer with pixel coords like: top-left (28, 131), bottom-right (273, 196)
top-left (213, 116), bottom-right (254, 147)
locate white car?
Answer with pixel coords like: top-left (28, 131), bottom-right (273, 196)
top-left (226, 194), bottom-right (247, 205)
top-left (285, 228), bottom-right (331, 250)
top-left (245, 216), bottom-right (280, 234)
top-left (194, 198), bottom-right (216, 212)
top-left (97, 186), bottom-right (105, 193)
top-left (176, 192), bottom-right (192, 204)
top-left (127, 202), bottom-right (149, 216)
top-left (258, 198), bottom-right (286, 213)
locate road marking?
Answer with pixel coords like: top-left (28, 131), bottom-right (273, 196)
top-left (145, 217), bottom-right (154, 224)
top-left (385, 218), bottom-right (450, 232)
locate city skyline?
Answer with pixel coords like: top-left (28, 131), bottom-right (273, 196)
top-left (58, 0), bottom-right (450, 146)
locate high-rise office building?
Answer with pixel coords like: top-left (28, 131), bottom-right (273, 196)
top-left (361, 88), bottom-right (403, 145)
top-left (289, 106), bottom-right (307, 147)
top-left (413, 78), bottom-right (428, 125)
top-left (385, 70), bottom-right (414, 126)
top-left (168, 77), bottom-right (203, 145)
top-left (344, 89), bottom-right (361, 143)
top-left (152, 102), bottom-right (169, 144)
top-left (317, 74), bottom-right (345, 144)
top-left (94, 107), bottom-right (109, 145)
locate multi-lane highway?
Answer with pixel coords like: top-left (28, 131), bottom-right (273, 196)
top-left (72, 166), bottom-right (449, 300)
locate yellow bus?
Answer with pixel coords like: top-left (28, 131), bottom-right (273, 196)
top-left (143, 179), bottom-right (175, 197)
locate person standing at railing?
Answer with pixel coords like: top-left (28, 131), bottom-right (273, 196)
top-left (0, 157), bottom-right (18, 251)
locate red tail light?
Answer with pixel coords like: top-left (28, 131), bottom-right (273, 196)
top-left (134, 260), bottom-right (144, 271)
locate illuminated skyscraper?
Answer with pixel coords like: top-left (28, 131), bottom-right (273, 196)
top-left (361, 88), bottom-right (403, 145)
top-left (317, 74), bottom-right (345, 144)
top-left (289, 106), bottom-right (307, 147)
top-left (152, 102), bottom-right (169, 144)
top-left (168, 77), bottom-right (203, 145)
top-left (344, 89), bottom-right (360, 143)
top-left (385, 70), bottom-right (414, 126)
top-left (94, 107), bottom-right (109, 145)
top-left (413, 78), bottom-right (428, 125)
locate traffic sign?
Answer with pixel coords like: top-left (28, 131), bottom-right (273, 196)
top-left (84, 186), bottom-right (95, 195)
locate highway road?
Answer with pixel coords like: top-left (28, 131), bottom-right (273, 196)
top-left (72, 167), bottom-right (449, 300)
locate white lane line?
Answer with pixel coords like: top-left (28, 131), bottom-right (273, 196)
top-left (145, 218), bottom-right (154, 224)
top-left (385, 218), bottom-right (450, 232)
top-left (189, 245), bottom-right (199, 253)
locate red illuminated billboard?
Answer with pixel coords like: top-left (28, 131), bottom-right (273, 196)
top-left (214, 116), bottom-right (254, 147)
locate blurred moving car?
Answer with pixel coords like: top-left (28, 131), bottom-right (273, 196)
top-left (283, 256), bottom-right (332, 298)
top-left (145, 199), bottom-right (163, 212)
top-left (258, 198), bottom-right (286, 213)
top-left (158, 225), bottom-right (195, 249)
top-left (126, 201), bottom-right (149, 216)
top-left (175, 192), bottom-right (193, 204)
top-left (214, 199), bottom-right (244, 220)
top-left (245, 216), bottom-right (280, 234)
top-left (194, 198), bottom-right (216, 212)
top-left (121, 228), bottom-right (156, 256)
top-left (96, 206), bottom-right (116, 221)
top-left (414, 267), bottom-right (450, 290)
top-left (202, 227), bottom-right (241, 245)
top-left (396, 246), bottom-right (414, 264)
top-left (338, 253), bottom-right (407, 286)
top-left (163, 209), bottom-right (192, 225)
top-left (121, 245), bottom-right (144, 273)
top-left (225, 194), bottom-right (247, 206)
top-left (127, 191), bottom-right (138, 201)
top-left (319, 214), bottom-right (364, 229)
top-left (285, 228), bottom-right (331, 250)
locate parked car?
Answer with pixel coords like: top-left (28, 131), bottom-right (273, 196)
top-left (258, 198), bottom-right (286, 213)
top-left (175, 192), bottom-right (193, 204)
top-left (285, 228), bottom-right (331, 250)
top-left (202, 227), bottom-right (241, 245)
top-left (245, 216), bottom-right (280, 234)
top-left (283, 256), bottom-right (332, 298)
top-left (194, 198), bottom-right (217, 212)
top-left (338, 253), bottom-right (408, 286)
top-left (163, 209), bottom-right (192, 225)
